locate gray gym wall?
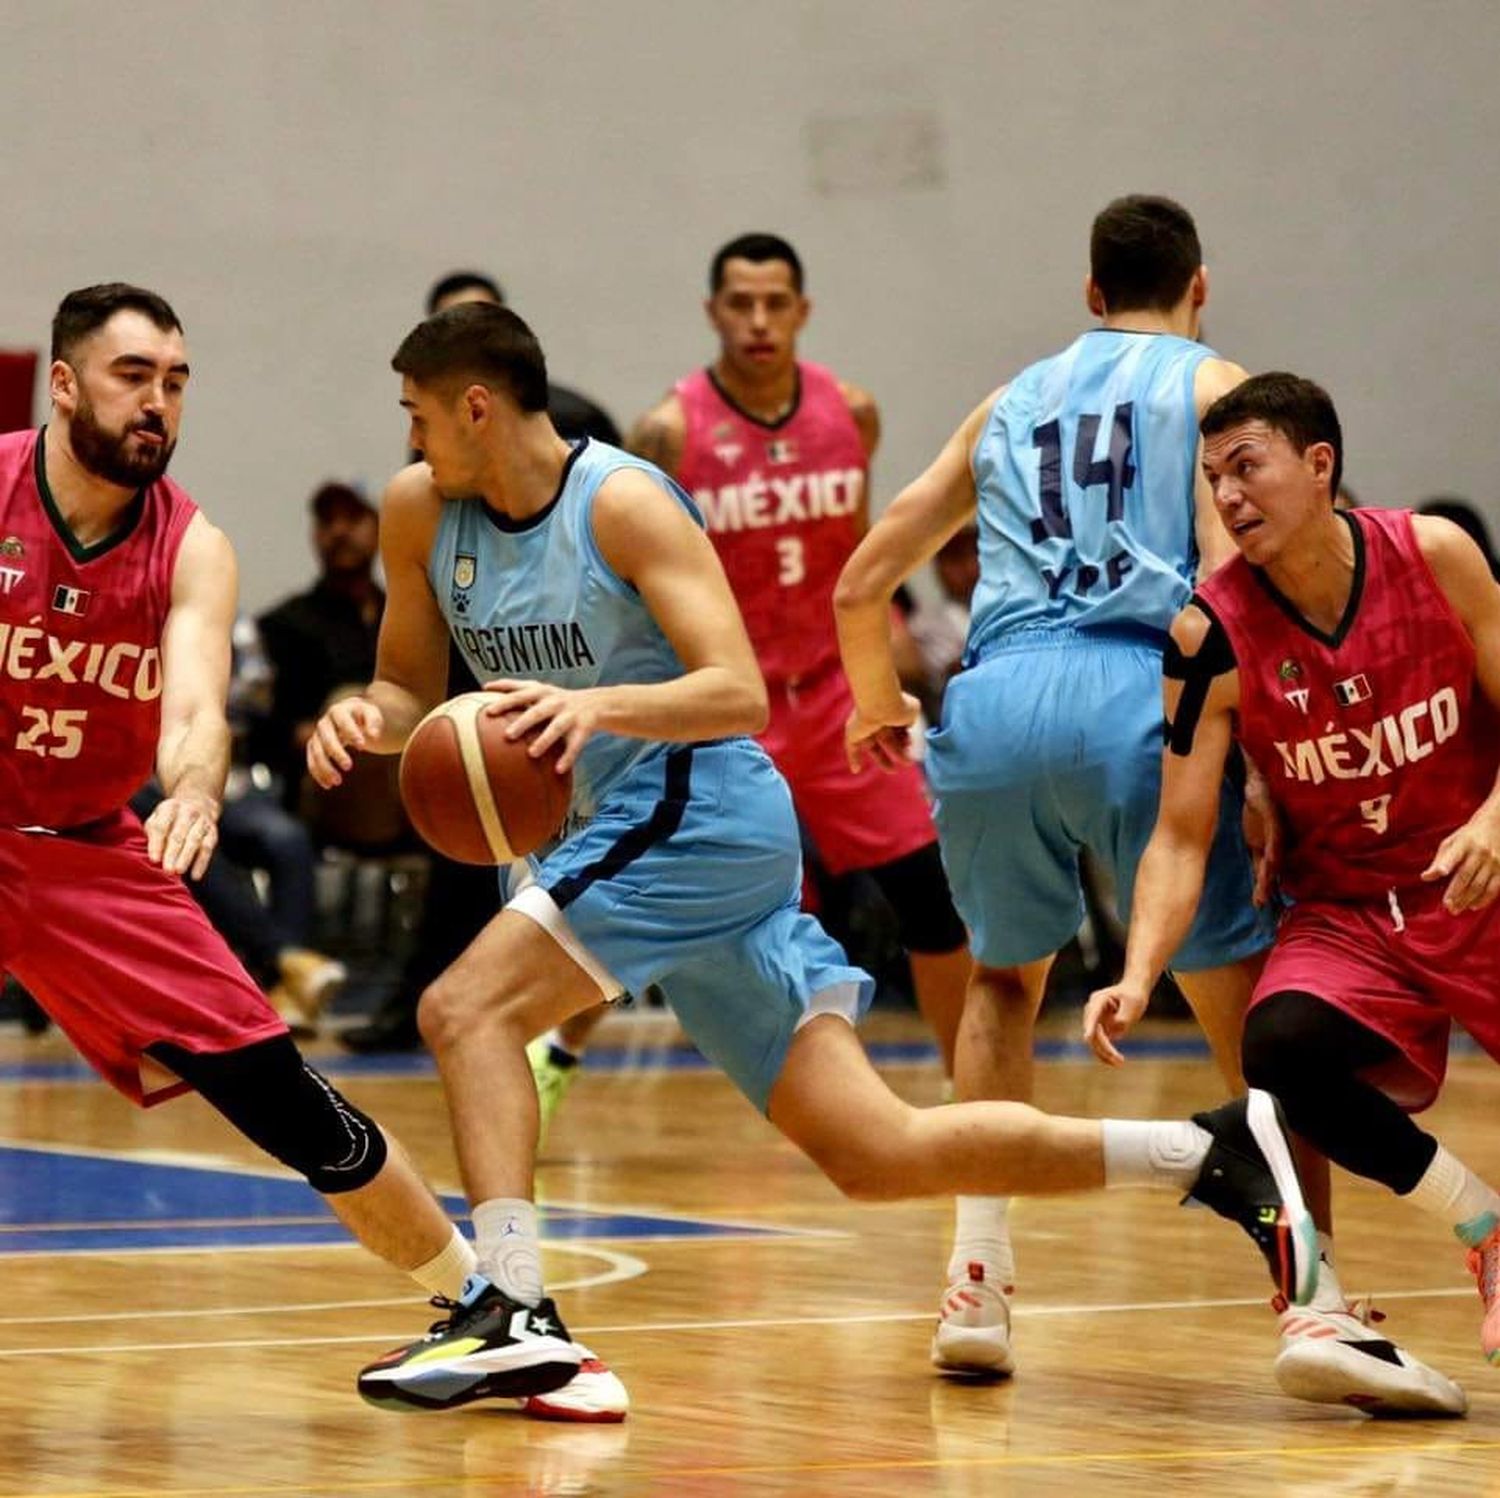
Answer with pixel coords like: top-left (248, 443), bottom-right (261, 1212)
top-left (2, 0), bottom-right (1495, 611)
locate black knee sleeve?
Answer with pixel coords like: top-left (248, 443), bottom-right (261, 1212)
top-left (866, 842), bottom-right (967, 955)
top-left (149, 1035), bottom-right (389, 1195)
top-left (1242, 990), bottom-right (1436, 1194)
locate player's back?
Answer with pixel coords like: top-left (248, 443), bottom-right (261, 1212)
top-left (0, 427), bottom-right (196, 830)
top-left (966, 329), bottom-right (1211, 658)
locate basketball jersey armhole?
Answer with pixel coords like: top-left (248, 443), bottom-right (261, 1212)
top-left (580, 461), bottom-right (705, 601)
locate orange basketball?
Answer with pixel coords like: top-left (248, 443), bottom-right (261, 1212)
top-left (398, 692), bottom-right (573, 865)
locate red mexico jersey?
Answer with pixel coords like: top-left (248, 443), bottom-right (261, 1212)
top-left (0, 427), bottom-right (197, 829)
top-left (1196, 507), bottom-right (1499, 901)
top-left (676, 361), bottom-right (866, 684)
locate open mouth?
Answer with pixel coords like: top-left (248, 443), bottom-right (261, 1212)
top-left (1231, 518), bottom-right (1263, 537)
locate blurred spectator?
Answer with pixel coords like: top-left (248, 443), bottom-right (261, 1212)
top-left (425, 272), bottom-right (622, 444)
top-left (908, 525), bottom-right (979, 695)
top-left (1418, 495), bottom-right (1500, 578)
top-left (257, 482), bottom-right (384, 793)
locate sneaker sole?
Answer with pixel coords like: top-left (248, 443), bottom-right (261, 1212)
top-left (359, 1342), bottom-right (581, 1412)
top-left (1275, 1342), bottom-right (1468, 1418)
top-left (931, 1328), bottom-right (1015, 1377)
top-left (1245, 1089), bottom-right (1319, 1307)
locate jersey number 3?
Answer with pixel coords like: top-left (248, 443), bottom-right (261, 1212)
top-left (15, 706), bottom-right (88, 759)
top-left (1030, 403), bottom-right (1136, 542)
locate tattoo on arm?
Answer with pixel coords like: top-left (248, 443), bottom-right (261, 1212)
top-left (627, 412), bottom-right (676, 471)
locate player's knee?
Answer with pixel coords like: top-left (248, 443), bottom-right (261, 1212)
top-left (1241, 990), bottom-right (1315, 1097)
top-left (869, 844), bottom-right (967, 955)
top-left (797, 1117), bottom-right (917, 1202)
top-left (148, 1036), bottom-right (389, 1195)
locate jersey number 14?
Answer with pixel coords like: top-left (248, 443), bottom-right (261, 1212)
top-left (1030, 403), bottom-right (1136, 542)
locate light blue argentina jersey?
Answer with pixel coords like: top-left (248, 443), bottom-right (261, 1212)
top-left (965, 329), bottom-right (1212, 656)
top-left (429, 439), bottom-right (693, 825)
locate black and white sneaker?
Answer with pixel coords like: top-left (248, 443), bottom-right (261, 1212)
top-left (1186, 1089), bottom-right (1319, 1306)
top-left (358, 1274), bottom-right (581, 1412)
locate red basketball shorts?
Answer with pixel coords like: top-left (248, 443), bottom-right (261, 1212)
top-left (757, 664), bottom-right (937, 876)
top-left (0, 811), bottom-right (287, 1106)
top-left (1252, 881), bottom-right (1500, 1112)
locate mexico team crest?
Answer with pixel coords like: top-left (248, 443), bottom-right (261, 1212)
top-left (0, 535), bottom-right (23, 557)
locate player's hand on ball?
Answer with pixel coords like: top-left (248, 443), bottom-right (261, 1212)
top-left (1082, 982), bottom-right (1151, 1067)
top-left (483, 679), bottom-right (601, 775)
top-left (1422, 806), bottom-right (1500, 914)
top-left (145, 791), bottom-right (220, 880)
top-left (844, 692), bottom-right (921, 773)
top-left (307, 695), bottom-right (385, 788)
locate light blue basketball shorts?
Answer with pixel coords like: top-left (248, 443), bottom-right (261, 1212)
top-left (926, 630), bottom-right (1274, 972)
top-left (506, 737), bottom-right (873, 1113)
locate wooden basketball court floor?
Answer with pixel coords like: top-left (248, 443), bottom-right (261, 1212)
top-left (1, 1010), bottom-right (1497, 1497)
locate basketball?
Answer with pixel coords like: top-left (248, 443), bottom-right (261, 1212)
top-left (398, 691), bottom-right (573, 865)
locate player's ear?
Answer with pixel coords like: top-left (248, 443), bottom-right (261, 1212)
top-left (48, 359), bottom-right (78, 412)
top-left (1084, 275), bottom-right (1106, 318)
top-left (462, 383), bottom-right (491, 427)
top-left (1191, 266), bottom-right (1208, 309)
top-left (1307, 441), bottom-right (1336, 490)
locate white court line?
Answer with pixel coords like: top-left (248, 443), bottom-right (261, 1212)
top-left (0, 1285), bottom-right (1476, 1360)
top-left (0, 1245), bottom-right (648, 1328)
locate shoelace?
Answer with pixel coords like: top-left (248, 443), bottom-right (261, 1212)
top-left (1271, 1293), bottom-right (1384, 1329)
top-left (423, 1294), bottom-right (464, 1339)
top-left (1467, 1241), bottom-right (1499, 1304)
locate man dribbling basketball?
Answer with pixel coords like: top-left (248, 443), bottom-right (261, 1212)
top-left (309, 298), bottom-right (1324, 1415)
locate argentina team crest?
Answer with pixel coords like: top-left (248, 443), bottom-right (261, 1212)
top-left (451, 553), bottom-right (477, 616)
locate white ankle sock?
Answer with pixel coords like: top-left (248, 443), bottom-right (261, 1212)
top-left (947, 1197), bottom-right (1014, 1287)
top-left (472, 1198), bottom-right (543, 1305)
top-left (1406, 1146), bottom-right (1500, 1246)
top-left (410, 1225), bottom-right (479, 1300)
top-left (1101, 1119), bottom-right (1211, 1191)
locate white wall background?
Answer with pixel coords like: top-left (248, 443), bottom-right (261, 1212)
top-left (2, 0), bottom-right (1496, 611)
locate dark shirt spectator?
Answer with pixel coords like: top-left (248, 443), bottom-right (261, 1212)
top-left (257, 482), bottom-right (384, 791)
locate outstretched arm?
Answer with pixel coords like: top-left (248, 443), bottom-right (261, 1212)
top-left (151, 513), bottom-right (237, 878)
top-left (833, 390), bottom-right (996, 769)
top-left (1083, 602), bottom-right (1242, 1063)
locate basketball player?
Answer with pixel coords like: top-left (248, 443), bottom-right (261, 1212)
top-left (834, 196), bottom-right (1447, 1406)
top-left (1086, 371), bottom-right (1500, 1412)
top-left (524, 233), bottom-right (971, 1143)
top-left (308, 298), bottom-right (1320, 1413)
top-left (0, 284), bottom-right (535, 1403)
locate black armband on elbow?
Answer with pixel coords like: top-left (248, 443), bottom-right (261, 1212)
top-left (1161, 604), bottom-right (1235, 757)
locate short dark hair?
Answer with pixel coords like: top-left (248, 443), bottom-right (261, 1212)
top-left (709, 233), bottom-right (804, 294)
top-left (425, 271), bottom-right (505, 316)
top-left (1200, 372), bottom-right (1344, 501)
top-left (1089, 196), bottom-right (1202, 315)
top-left (391, 301), bottom-right (549, 413)
top-left (51, 283), bottom-right (182, 363)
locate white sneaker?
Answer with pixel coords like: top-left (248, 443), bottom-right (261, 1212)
top-left (518, 1343), bottom-right (629, 1423)
top-left (1274, 1296), bottom-right (1467, 1417)
top-left (932, 1262), bottom-right (1014, 1376)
